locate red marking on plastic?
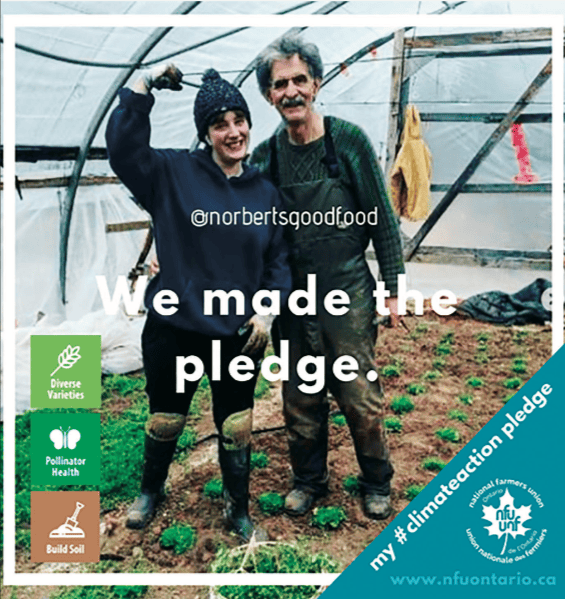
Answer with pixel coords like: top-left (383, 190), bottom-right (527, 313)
top-left (510, 123), bottom-right (539, 184)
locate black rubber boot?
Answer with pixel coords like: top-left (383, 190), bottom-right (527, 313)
top-left (126, 434), bottom-right (177, 529)
top-left (218, 442), bottom-right (267, 543)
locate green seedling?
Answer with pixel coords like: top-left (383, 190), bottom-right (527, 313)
top-left (458, 394), bottom-right (473, 406)
top-left (440, 330), bottom-right (455, 345)
top-left (475, 332), bottom-right (491, 343)
top-left (257, 492), bottom-right (285, 515)
top-left (421, 370), bottom-right (441, 382)
top-left (404, 484), bottom-right (426, 500)
top-left (331, 413), bottom-right (347, 426)
top-left (212, 541), bottom-right (340, 581)
top-left (311, 506), bottom-right (347, 530)
top-left (501, 393), bottom-right (515, 404)
top-left (511, 358), bottom-right (528, 374)
top-left (432, 357), bottom-right (447, 370)
top-left (176, 427), bottom-right (197, 452)
top-left (406, 382), bottom-right (426, 396)
top-left (390, 395), bottom-right (415, 414)
top-left (503, 377), bottom-right (522, 390)
top-left (448, 409), bottom-right (468, 423)
top-left (415, 323), bottom-right (429, 334)
top-left (342, 475), bottom-right (361, 496)
top-left (476, 343), bottom-right (489, 352)
top-left (160, 525), bottom-right (196, 554)
top-left (474, 353), bottom-right (490, 365)
top-left (384, 416), bottom-right (403, 433)
top-left (422, 457), bottom-right (446, 472)
top-left (203, 478), bottom-right (223, 499)
top-left (251, 452), bottom-right (270, 470)
top-left (513, 330), bottom-right (529, 344)
top-left (380, 364), bottom-right (402, 378)
top-left (435, 427), bottom-right (460, 443)
top-left (435, 344), bottom-right (452, 356)
top-left (466, 376), bottom-right (484, 388)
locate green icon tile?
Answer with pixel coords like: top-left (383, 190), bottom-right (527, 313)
top-left (31, 413), bottom-right (100, 486)
top-left (31, 335), bottom-right (101, 408)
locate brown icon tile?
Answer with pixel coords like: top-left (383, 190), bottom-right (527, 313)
top-left (31, 491), bottom-right (99, 562)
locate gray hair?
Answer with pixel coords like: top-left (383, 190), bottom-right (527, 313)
top-left (255, 34), bottom-right (324, 96)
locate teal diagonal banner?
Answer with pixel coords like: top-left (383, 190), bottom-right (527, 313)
top-left (322, 345), bottom-right (564, 598)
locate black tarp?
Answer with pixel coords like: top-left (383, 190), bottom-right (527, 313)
top-left (456, 278), bottom-right (552, 325)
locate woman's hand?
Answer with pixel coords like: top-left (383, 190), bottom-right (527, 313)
top-left (131, 63), bottom-right (183, 95)
top-left (241, 314), bottom-right (274, 357)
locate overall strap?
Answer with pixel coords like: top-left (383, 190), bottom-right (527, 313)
top-left (269, 134), bottom-right (280, 187)
top-left (322, 116), bottom-right (340, 178)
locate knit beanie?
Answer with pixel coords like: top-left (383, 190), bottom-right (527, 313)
top-left (193, 69), bottom-right (252, 142)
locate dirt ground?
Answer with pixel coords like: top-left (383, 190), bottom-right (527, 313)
top-left (8, 308), bottom-right (551, 598)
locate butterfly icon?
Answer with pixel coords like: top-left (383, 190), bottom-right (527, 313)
top-left (50, 427), bottom-right (81, 450)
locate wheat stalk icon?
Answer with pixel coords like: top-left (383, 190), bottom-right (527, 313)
top-left (51, 345), bottom-right (82, 376)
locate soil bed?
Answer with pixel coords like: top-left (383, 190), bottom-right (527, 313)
top-left (15, 308), bottom-right (551, 581)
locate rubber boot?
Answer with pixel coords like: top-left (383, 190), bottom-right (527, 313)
top-left (218, 441), bottom-right (267, 543)
top-left (126, 434), bottom-right (177, 529)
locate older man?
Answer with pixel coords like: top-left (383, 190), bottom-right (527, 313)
top-left (251, 34), bottom-right (405, 519)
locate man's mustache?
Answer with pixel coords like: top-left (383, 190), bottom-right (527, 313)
top-left (280, 97), bottom-right (306, 108)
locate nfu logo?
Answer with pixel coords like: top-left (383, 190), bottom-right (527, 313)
top-left (483, 489), bottom-right (531, 555)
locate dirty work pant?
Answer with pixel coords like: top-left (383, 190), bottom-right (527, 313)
top-left (141, 312), bottom-right (259, 432)
top-left (281, 311), bottom-right (393, 496)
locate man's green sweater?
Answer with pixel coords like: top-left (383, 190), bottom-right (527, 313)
top-left (251, 116), bottom-right (405, 296)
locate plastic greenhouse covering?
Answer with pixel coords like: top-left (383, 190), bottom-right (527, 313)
top-left (1, 1), bottom-right (562, 413)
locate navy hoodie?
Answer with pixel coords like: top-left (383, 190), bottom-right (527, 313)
top-left (106, 88), bottom-right (291, 336)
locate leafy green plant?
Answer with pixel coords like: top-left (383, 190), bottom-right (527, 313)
top-left (415, 323), bottom-right (429, 334)
top-left (331, 413), bottom-right (347, 426)
top-left (342, 475), bottom-right (361, 496)
top-left (211, 542), bottom-right (340, 597)
top-left (475, 332), bottom-right (491, 343)
top-left (380, 364), bottom-right (401, 378)
top-left (102, 373), bottom-right (146, 398)
top-left (435, 427), bottom-right (460, 443)
top-left (404, 484), bottom-right (426, 500)
top-left (257, 492), bottom-right (285, 515)
top-left (513, 330), bottom-right (529, 345)
top-left (466, 376), bottom-right (484, 388)
top-left (384, 416), bottom-right (403, 433)
top-left (503, 377), bottom-right (522, 389)
top-left (511, 358), bottom-right (528, 374)
top-left (176, 426), bottom-right (197, 452)
top-left (458, 394), bottom-right (473, 406)
top-left (390, 395), bottom-right (415, 414)
top-left (311, 506), bottom-right (347, 530)
top-left (203, 478), bottom-right (223, 499)
top-left (432, 357), bottom-right (447, 370)
top-left (448, 409), bottom-right (468, 423)
top-left (251, 452), bottom-right (270, 470)
top-left (440, 330), bottom-right (455, 345)
top-left (422, 457), bottom-right (446, 472)
top-left (160, 524), bottom-right (197, 554)
top-left (474, 353), bottom-right (490, 365)
top-left (501, 393), bottom-right (515, 404)
top-left (52, 587), bottom-right (148, 599)
top-left (254, 373), bottom-right (272, 400)
top-left (406, 382), bottom-right (426, 396)
top-left (476, 343), bottom-right (489, 352)
top-left (435, 344), bottom-right (452, 356)
top-left (421, 370), bottom-right (441, 382)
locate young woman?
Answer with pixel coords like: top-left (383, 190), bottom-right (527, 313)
top-left (106, 65), bottom-right (291, 542)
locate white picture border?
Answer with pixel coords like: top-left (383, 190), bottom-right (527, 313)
top-left (3, 10), bottom-right (564, 587)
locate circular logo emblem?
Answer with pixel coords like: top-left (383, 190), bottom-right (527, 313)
top-left (466, 478), bottom-right (546, 564)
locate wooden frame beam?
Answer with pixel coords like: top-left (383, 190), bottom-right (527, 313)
top-left (404, 58), bottom-right (552, 261)
top-left (405, 28), bottom-right (551, 49)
